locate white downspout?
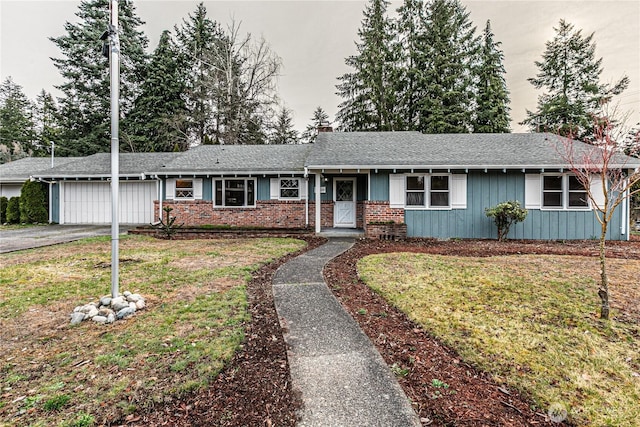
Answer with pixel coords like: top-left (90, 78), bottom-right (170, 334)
top-left (315, 172), bottom-right (321, 233)
top-left (304, 167), bottom-right (309, 228)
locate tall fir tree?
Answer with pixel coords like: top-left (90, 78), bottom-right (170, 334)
top-left (269, 107), bottom-right (299, 144)
top-left (174, 2), bottom-right (225, 146)
top-left (417, 0), bottom-right (479, 133)
top-left (123, 30), bottom-right (189, 152)
top-left (33, 90), bottom-right (63, 156)
top-left (0, 77), bottom-right (35, 163)
top-left (50, 0), bottom-right (148, 156)
top-left (522, 19), bottom-right (629, 140)
top-left (336, 0), bottom-right (398, 131)
top-left (473, 20), bottom-right (510, 133)
top-left (394, 0), bottom-right (428, 130)
top-left (301, 106), bottom-right (331, 143)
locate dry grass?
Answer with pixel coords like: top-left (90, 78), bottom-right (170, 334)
top-left (0, 235), bottom-right (306, 427)
top-left (358, 253), bottom-right (640, 427)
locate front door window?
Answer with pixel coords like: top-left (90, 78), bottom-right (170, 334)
top-left (334, 179), bottom-right (356, 228)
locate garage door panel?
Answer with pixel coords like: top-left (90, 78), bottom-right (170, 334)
top-left (62, 181), bottom-right (155, 225)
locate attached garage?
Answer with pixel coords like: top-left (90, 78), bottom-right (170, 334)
top-left (60, 180), bottom-right (157, 224)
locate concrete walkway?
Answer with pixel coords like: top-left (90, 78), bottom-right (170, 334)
top-left (273, 238), bottom-right (421, 427)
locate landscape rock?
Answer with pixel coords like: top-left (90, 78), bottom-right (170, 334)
top-left (126, 293), bottom-right (142, 303)
top-left (70, 312), bottom-right (85, 325)
top-left (116, 306), bottom-right (136, 319)
top-left (69, 290), bottom-right (146, 325)
top-left (112, 300), bottom-right (130, 312)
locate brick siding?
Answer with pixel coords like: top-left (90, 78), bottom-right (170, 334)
top-left (156, 200), bottom-right (338, 229)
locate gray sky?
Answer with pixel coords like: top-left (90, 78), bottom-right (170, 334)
top-left (1, 0), bottom-right (638, 133)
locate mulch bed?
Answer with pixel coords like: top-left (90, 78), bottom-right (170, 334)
top-left (324, 237), bottom-right (640, 427)
top-left (128, 236), bottom-right (640, 426)
top-left (130, 237), bottom-right (326, 427)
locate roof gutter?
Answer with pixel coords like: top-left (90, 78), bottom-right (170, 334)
top-left (304, 163), bottom-right (639, 171)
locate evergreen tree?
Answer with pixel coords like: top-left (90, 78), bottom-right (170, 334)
top-left (174, 2), bottom-right (225, 146)
top-left (270, 107), bottom-right (299, 144)
top-left (0, 77), bottom-right (35, 163)
top-left (417, 0), bottom-right (479, 133)
top-left (50, 0), bottom-right (148, 156)
top-left (522, 19), bottom-right (629, 140)
top-left (394, 0), bottom-right (428, 130)
top-left (33, 90), bottom-right (62, 156)
top-left (473, 20), bottom-right (510, 133)
top-left (123, 30), bottom-right (189, 152)
top-left (301, 106), bottom-right (331, 143)
top-left (336, 0), bottom-right (398, 131)
top-left (19, 180), bottom-right (48, 224)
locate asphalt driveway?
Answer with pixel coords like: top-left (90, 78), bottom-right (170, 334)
top-left (0, 225), bottom-right (115, 253)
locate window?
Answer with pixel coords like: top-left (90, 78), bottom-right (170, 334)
top-left (567, 175), bottom-right (589, 208)
top-left (406, 176), bottom-right (425, 206)
top-left (280, 179), bottom-right (300, 199)
top-left (542, 174), bottom-right (588, 209)
top-left (214, 179), bottom-right (256, 207)
top-left (430, 175), bottom-right (450, 207)
top-left (270, 177), bottom-right (306, 200)
top-left (175, 179), bottom-right (194, 199)
top-left (405, 175), bottom-right (451, 209)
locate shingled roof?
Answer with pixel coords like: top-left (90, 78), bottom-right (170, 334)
top-left (307, 132), bottom-right (640, 169)
top-left (153, 144), bottom-right (313, 174)
top-left (33, 153), bottom-right (179, 178)
top-left (0, 157), bottom-right (82, 181)
top-left (12, 132), bottom-right (638, 179)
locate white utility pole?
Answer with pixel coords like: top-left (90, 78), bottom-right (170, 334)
top-left (109, 0), bottom-right (120, 298)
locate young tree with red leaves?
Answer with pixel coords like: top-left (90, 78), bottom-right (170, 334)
top-left (558, 118), bottom-right (640, 319)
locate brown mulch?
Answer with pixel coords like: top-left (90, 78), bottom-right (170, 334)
top-left (131, 236), bottom-right (326, 427)
top-left (128, 236), bottom-right (640, 426)
top-left (324, 237), bottom-right (640, 427)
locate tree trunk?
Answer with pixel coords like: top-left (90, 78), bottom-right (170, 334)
top-left (598, 223), bottom-right (610, 320)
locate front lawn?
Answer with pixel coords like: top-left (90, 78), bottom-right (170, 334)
top-left (358, 253), bottom-right (640, 426)
top-left (0, 235), bottom-right (305, 426)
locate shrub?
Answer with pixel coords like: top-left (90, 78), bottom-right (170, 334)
top-left (6, 197), bottom-right (21, 224)
top-left (0, 196), bottom-right (7, 223)
top-left (19, 180), bottom-right (48, 223)
top-left (485, 200), bottom-right (528, 241)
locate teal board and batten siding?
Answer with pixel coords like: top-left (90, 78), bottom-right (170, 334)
top-left (51, 182), bottom-right (60, 223)
top-left (371, 171), bottom-right (626, 240)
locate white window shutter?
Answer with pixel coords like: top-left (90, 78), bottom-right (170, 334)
top-left (451, 174), bottom-right (467, 209)
top-left (524, 174), bottom-right (541, 209)
top-left (270, 178), bottom-right (280, 200)
top-left (590, 174), bottom-right (606, 210)
top-left (389, 174), bottom-right (405, 208)
top-left (166, 178), bottom-right (175, 200)
top-left (300, 178), bottom-right (308, 200)
top-left (193, 179), bottom-right (203, 199)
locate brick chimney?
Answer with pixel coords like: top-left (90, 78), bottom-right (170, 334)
top-left (317, 121), bottom-right (333, 133)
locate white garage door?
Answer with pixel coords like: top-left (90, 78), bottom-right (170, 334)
top-left (61, 181), bottom-right (156, 224)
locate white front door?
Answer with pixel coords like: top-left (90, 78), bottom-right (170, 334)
top-left (333, 178), bottom-right (356, 228)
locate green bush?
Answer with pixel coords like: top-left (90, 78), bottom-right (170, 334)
top-left (485, 200), bottom-right (528, 241)
top-left (6, 197), bottom-right (21, 224)
top-left (19, 180), bottom-right (48, 223)
top-left (0, 196), bottom-right (7, 223)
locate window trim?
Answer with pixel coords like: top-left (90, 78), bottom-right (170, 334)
top-left (540, 173), bottom-right (590, 211)
top-left (213, 178), bottom-right (257, 208)
top-left (404, 174), bottom-right (452, 210)
top-left (279, 178), bottom-right (301, 200)
top-left (174, 179), bottom-right (195, 200)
